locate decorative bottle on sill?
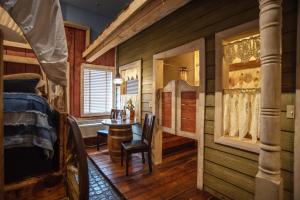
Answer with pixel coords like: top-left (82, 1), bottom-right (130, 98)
top-left (122, 107), bottom-right (126, 120)
top-left (126, 99), bottom-right (135, 120)
top-left (130, 110), bottom-right (135, 120)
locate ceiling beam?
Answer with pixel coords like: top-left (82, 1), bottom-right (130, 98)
top-left (83, 0), bottom-right (148, 60)
top-left (83, 0), bottom-right (191, 62)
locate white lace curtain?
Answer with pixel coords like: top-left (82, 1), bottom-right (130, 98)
top-left (223, 90), bottom-right (260, 142)
top-left (223, 35), bottom-right (260, 65)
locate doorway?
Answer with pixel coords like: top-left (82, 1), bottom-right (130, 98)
top-left (152, 38), bottom-right (205, 189)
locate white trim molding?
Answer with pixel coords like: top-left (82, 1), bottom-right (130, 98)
top-left (294, 0), bottom-right (300, 199)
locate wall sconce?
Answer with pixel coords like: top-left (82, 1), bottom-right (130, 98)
top-left (179, 66), bottom-right (188, 81)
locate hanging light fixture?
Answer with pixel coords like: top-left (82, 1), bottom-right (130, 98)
top-left (114, 47), bottom-right (123, 85)
top-left (114, 70), bottom-right (123, 85)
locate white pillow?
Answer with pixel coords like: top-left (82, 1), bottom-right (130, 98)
top-left (4, 73), bottom-right (45, 88)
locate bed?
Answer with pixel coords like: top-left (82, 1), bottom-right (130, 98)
top-left (4, 88), bottom-right (59, 183)
top-left (0, 0), bottom-right (69, 197)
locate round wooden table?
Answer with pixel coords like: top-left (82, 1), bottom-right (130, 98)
top-left (101, 119), bottom-right (138, 162)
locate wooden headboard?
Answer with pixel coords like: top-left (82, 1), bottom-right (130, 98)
top-left (3, 42), bottom-right (41, 75)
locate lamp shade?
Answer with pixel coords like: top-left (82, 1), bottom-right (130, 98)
top-left (114, 74), bottom-right (123, 85)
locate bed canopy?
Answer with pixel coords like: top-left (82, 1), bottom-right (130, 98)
top-left (0, 0), bottom-right (68, 86)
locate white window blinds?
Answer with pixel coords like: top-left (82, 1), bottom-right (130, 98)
top-left (83, 67), bottom-right (113, 115)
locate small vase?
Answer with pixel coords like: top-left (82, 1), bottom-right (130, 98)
top-left (130, 110), bottom-right (135, 120)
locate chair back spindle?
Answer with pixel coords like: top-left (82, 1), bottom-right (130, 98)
top-left (141, 114), bottom-right (156, 147)
top-left (110, 109), bottom-right (124, 119)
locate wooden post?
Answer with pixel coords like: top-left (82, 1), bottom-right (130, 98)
top-left (255, 0), bottom-right (283, 199)
top-left (0, 30), bottom-right (4, 200)
top-left (294, 0), bottom-right (300, 199)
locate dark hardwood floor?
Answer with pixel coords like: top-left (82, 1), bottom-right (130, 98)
top-left (4, 177), bottom-right (67, 200)
top-left (88, 146), bottom-right (215, 200)
top-left (5, 145), bottom-right (216, 200)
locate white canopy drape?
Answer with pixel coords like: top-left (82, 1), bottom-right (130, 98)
top-left (0, 0), bottom-right (68, 86)
top-left (0, 6), bottom-right (25, 43)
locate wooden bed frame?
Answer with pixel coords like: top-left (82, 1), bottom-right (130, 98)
top-left (0, 30), bottom-right (69, 199)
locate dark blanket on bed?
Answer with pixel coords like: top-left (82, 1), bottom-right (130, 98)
top-left (4, 92), bottom-right (58, 158)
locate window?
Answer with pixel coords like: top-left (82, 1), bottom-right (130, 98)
top-left (118, 60), bottom-right (142, 122)
top-left (126, 79), bottom-right (139, 95)
top-left (81, 64), bottom-right (114, 116)
top-left (214, 20), bottom-right (260, 153)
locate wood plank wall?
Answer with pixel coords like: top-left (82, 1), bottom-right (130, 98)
top-left (117, 0), bottom-right (297, 199)
top-left (3, 47), bottom-right (41, 75)
top-left (65, 26), bottom-right (115, 117)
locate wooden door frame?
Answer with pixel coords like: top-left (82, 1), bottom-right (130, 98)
top-left (64, 21), bottom-right (90, 48)
top-left (152, 38), bottom-right (205, 189)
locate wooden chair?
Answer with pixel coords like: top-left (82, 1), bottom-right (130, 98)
top-left (66, 115), bottom-right (89, 200)
top-left (66, 115), bottom-right (125, 200)
top-left (120, 114), bottom-right (156, 176)
top-left (96, 109), bottom-right (123, 150)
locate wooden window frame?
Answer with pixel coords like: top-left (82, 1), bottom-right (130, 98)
top-left (214, 20), bottom-right (260, 153)
top-left (80, 63), bottom-right (115, 117)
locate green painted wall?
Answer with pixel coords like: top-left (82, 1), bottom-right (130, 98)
top-left (117, 0), bottom-right (297, 199)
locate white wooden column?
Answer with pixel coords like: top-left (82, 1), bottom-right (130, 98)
top-left (0, 30), bottom-right (4, 200)
top-left (294, 0), bottom-right (300, 199)
top-left (255, 0), bottom-right (283, 200)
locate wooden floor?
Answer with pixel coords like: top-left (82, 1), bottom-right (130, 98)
top-left (4, 145), bottom-right (215, 200)
top-left (4, 175), bottom-right (67, 200)
top-left (88, 146), bottom-right (215, 200)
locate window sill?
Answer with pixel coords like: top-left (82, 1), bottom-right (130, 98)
top-left (80, 113), bottom-right (111, 119)
top-left (215, 136), bottom-right (260, 153)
